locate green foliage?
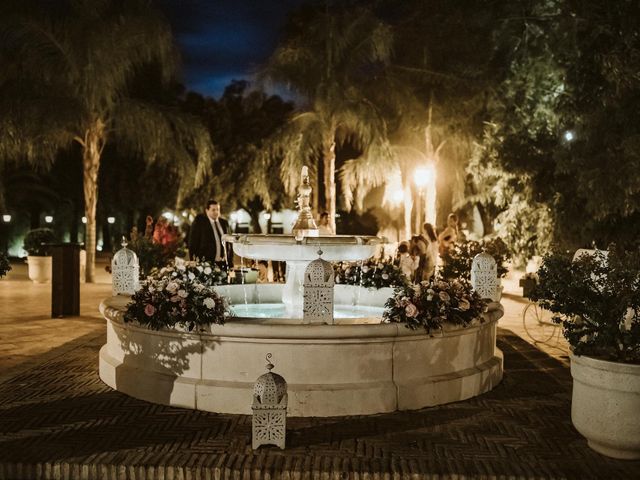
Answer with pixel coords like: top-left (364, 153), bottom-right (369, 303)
top-left (440, 238), bottom-right (511, 281)
top-left (334, 259), bottom-right (408, 289)
top-left (383, 278), bottom-right (487, 333)
top-left (124, 261), bottom-right (231, 332)
top-left (23, 228), bottom-right (56, 256)
top-left (0, 252), bottom-right (11, 278)
top-left (531, 247), bottom-right (640, 364)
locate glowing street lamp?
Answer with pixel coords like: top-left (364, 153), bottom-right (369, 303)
top-left (107, 216), bottom-right (116, 224)
top-left (2, 214), bottom-right (11, 223)
top-left (81, 216), bottom-right (87, 224)
top-left (44, 215), bottom-right (53, 224)
top-left (564, 130), bottom-right (575, 142)
top-left (391, 188), bottom-right (405, 205)
top-left (413, 166), bottom-right (433, 188)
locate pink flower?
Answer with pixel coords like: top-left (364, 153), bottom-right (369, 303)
top-left (144, 304), bottom-right (155, 317)
top-left (404, 303), bottom-right (418, 317)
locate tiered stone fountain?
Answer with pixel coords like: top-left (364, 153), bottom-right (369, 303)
top-left (99, 168), bottom-right (503, 417)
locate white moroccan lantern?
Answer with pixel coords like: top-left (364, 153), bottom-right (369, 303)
top-left (252, 353), bottom-right (287, 450)
top-left (471, 252), bottom-right (500, 301)
top-left (302, 249), bottom-right (335, 324)
top-left (111, 237), bottom-right (139, 295)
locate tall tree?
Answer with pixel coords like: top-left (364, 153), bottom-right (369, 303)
top-left (0, 0), bottom-right (213, 281)
top-left (261, 5), bottom-right (395, 233)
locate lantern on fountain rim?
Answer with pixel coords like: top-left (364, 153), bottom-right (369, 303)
top-left (252, 353), bottom-right (287, 450)
top-left (303, 249), bottom-right (335, 324)
top-left (471, 252), bottom-right (501, 302)
top-left (111, 237), bottom-right (139, 295)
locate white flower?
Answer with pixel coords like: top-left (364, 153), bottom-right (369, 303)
top-left (188, 272), bottom-right (195, 280)
top-left (148, 285), bottom-right (155, 293)
top-left (203, 297), bottom-right (216, 309)
top-left (382, 273), bottom-right (389, 280)
top-left (178, 289), bottom-right (188, 298)
top-left (377, 263), bottom-right (383, 269)
top-left (177, 264), bottom-right (186, 271)
top-left (197, 266), bottom-right (204, 272)
top-left (166, 281), bottom-right (179, 293)
top-left (204, 267), bottom-right (212, 275)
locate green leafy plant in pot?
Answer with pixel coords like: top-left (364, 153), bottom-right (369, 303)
top-left (0, 251), bottom-right (11, 279)
top-left (531, 246), bottom-right (640, 459)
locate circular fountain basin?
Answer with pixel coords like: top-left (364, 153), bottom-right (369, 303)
top-left (98, 285), bottom-right (504, 417)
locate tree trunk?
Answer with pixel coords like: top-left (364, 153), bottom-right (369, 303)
top-left (322, 133), bottom-right (336, 233)
top-left (81, 118), bottom-right (106, 283)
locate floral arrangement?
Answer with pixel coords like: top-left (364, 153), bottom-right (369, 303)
top-left (383, 278), bottom-right (487, 333)
top-left (124, 260), bottom-right (231, 331)
top-left (23, 228), bottom-right (57, 256)
top-left (333, 259), bottom-right (408, 289)
top-left (441, 237), bottom-right (511, 281)
top-left (531, 247), bottom-right (640, 364)
top-left (0, 252), bottom-right (11, 278)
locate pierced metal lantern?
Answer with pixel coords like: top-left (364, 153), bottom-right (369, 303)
top-left (303, 249), bottom-right (335, 324)
top-left (252, 353), bottom-right (287, 450)
top-left (471, 252), bottom-right (500, 301)
top-left (111, 237), bottom-right (139, 295)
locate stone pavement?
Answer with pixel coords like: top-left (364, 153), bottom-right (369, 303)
top-left (1, 264), bottom-right (638, 479)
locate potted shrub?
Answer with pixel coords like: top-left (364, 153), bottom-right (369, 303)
top-left (23, 228), bottom-right (56, 283)
top-left (0, 251), bottom-right (11, 279)
top-left (532, 247), bottom-right (640, 459)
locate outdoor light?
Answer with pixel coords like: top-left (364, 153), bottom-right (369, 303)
top-left (82, 216), bottom-right (87, 224)
top-left (2, 214), bottom-right (10, 223)
top-left (44, 215), bottom-right (53, 223)
top-left (162, 211), bottom-right (173, 221)
top-left (107, 216), bottom-right (116, 224)
top-left (564, 130), bottom-right (575, 142)
top-left (391, 188), bottom-right (404, 204)
top-left (263, 212), bottom-right (271, 220)
top-left (413, 166), bottom-right (434, 188)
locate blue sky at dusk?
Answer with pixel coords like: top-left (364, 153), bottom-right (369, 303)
top-left (158, 0), bottom-right (311, 98)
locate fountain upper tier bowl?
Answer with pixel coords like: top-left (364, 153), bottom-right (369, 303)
top-left (223, 234), bottom-right (383, 262)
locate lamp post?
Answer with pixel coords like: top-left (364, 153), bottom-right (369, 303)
top-left (1, 214), bottom-right (11, 254)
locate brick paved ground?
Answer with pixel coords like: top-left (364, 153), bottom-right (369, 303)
top-left (1, 263), bottom-right (638, 479)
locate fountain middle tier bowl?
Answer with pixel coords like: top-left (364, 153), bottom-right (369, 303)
top-left (223, 234), bottom-right (383, 261)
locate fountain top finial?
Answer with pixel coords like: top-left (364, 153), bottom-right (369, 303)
top-left (265, 352), bottom-right (274, 371)
top-left (292, 165), bottom-right (318, 239)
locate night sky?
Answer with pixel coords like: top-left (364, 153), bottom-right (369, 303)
top-left (158, 0), bottom-right (310, 98)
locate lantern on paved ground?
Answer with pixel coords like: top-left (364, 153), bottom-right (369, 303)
top-left (471, 252), bottom-right (500, 301)
top-left (252, 353), bottom-right (287, 450)
top-left (111, 237), bottom-right (139, 295)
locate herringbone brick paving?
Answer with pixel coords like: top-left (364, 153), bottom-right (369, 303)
top-left (1, 330), bottom-right (639, 480)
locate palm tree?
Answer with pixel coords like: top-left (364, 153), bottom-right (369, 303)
top-left (0, 0), bottom-right (213, 281)
top-left (261, 5), bottom-right (396, 233)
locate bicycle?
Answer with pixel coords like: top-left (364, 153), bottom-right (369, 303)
top-left (522, 301), bottom-right (562, 344)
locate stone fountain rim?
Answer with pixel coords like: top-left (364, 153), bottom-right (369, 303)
top-left (99, 295), bottom-right (503, 340)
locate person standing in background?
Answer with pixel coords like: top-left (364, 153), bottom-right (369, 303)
top-left (438, 213), bottom-right (459, 257)
top-left (188, 199), bottom-right (233, 269)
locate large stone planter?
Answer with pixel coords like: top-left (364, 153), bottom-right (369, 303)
top-left (570, 353), bottom-right (640, 459)
top-left (27, 255), bottom-right (52, 283)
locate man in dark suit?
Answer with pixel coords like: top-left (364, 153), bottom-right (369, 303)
top-left (188, 199), bottom-right (233, 269)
